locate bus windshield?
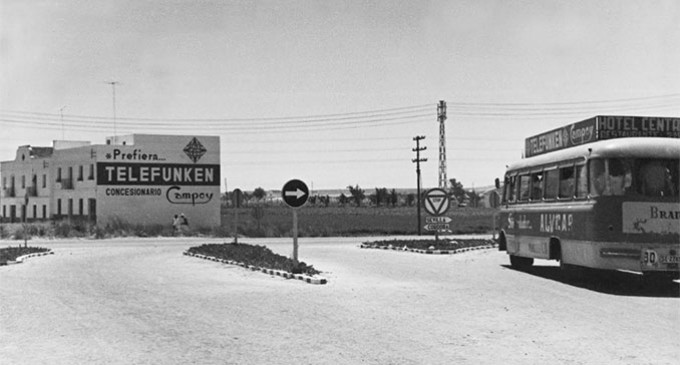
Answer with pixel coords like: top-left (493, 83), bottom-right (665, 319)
top-left (589, 158), bottom-right (679, 197)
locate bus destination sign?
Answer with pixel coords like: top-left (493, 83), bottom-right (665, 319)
top-left (525, 115), bottom-right (680, 158)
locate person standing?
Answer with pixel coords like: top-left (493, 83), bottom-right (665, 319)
top-left (179, 213), bottom-right (189, 234)
top-left (172, 214), bottom-right (181, 235)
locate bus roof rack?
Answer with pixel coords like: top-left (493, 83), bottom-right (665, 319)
top-left (524, 115), bottom-right (680, 158)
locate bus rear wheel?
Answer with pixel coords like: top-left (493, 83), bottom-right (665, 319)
top-left (509, 255), bottom-right (534, 270)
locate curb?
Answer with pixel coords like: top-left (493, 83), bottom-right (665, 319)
top-left (183, 251), bottom-right (328, 285)
top-left (4, 250), bottom-right (54, 265)
top-left (359, 244), bottom-right (496, 255)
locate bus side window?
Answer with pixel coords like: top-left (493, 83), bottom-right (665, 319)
top-left (638, 160), bottom-right (676, 197)
top-left (530, 171), bottom-right (544, 200)
top-left (608, 158), bottom-right (632, 196)
top-left (575, 164), bottom-right (587, 198)
top-left (544, 169), bottom-right (559, 200)
top-left (518, 174), bottom-right (531, 201)
top-left (505, 175), bottom-right (516, 203)
top-left (558, 165), bottom-right (575, 199)
top-left (589, 159), bottom-right (606, 196)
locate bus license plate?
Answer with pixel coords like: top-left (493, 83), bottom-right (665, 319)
top-left (659, 255), bottom-right (680, 264)
top-left (642, 250), bottom-right (658, 267)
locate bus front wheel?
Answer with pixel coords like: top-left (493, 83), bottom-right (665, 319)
top-left (509, 255), bottom-right (534, 270)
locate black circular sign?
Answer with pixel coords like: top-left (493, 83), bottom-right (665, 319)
top-left (281, 179), bottom-right (309, 208)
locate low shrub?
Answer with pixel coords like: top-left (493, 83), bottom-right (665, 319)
top-left (188, 243), bottom-right (321, 276)
top-left (364, 238), bottom-right (496, 251)
top-left (0, 246), bottom-right (50, 264)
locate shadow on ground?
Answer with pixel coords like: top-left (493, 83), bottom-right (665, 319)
top-left (502, 265), bottom-right (680, 298)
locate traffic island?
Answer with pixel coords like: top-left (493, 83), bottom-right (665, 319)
top-left (184, 243), bottom-right (328, 285)
top-left (1, 246), bottom-right (53, 266)
top-left (360, 239), bottom-right (496, 255)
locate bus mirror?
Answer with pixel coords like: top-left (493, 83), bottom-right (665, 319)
top-left (495, 178), bottom-right (501, 189)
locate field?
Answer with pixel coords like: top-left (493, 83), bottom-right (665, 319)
top-left (221, 205), bottom-right (497, 237)
top-left (0, 206), bottom-right (497, 239)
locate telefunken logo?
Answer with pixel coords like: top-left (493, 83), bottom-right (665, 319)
top-left (184, 137), bottom-right (207, 163)
top-left (166, 185), bottom-right (213, 205)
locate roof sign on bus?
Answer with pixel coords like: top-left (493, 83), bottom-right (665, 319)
top-left (525, 115), bottom-right (680, 158)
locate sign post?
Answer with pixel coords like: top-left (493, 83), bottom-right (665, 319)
top-left (281, 179), bottom-right (309, 264)
top-left (23, 192), bottom-right (29, 248)
top-left (232, 188), bottom-right (242, 244)
top-left (423, 188), bottom-right (451, 241)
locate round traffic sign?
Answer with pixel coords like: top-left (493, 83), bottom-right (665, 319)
top-left (423, 188), bottom-right (450, 216)
top-left (282, 179), bottom-right (309, 208)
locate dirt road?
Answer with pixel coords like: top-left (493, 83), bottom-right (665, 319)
top-left (1, 237), bottom-right (678, 364)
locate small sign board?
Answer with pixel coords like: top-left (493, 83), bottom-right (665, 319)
top-left (425, 216), bottom-right (452, 224)
top-left (282, 179), bottom-right (309, 208)
top-left (423, 188), bottom-right (450, 216)
top-left (424, 223), bottom-right (450, 232)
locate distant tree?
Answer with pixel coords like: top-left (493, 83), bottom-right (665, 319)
top-left (309, 195), bottom-right (317, 205)
top-left (389, 189), bottom-right (398, 207)
top-left (347, 185), bottom-right (365, 207)
top-left (369, 192), bottom-right (377, 206)
top-left (468, 190), bottom-right (481, 208)
top-left (324, 195), bottom-right (330, 207)
top-left (449, 178), bottom-right (466, 203)
top-left (241, 191), bottom-right (251, 206)
top-left (406, 193), bottom-right (415, 206)
top-left (251, 205), bottom-right (265, 231)
top-left (252, 187), bottom-right (266, 201)
top-left (373, 187), bottom-right (389, 207)
top-left (339, 193), bottom-right (348, 206)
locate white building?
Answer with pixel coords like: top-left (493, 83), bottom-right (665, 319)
top-left (1, 134), bottom-right (221, 229)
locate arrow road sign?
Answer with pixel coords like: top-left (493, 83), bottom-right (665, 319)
top-left (423, 188), bottom-right (450, 216)
top-left (282, 179), bottom-right (309, 208)
top-left (285, 188), bottom-right (307, 200)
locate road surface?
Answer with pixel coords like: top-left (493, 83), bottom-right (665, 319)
top-left (1, 236), bottom-right (678, 364)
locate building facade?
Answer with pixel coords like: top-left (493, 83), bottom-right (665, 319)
top-left (1, 134), bottom-right (221, 228)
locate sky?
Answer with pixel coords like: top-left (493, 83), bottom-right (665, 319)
top-left (1, 0), bottom-right (679, 192)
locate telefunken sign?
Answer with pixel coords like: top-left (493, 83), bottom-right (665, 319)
top-left (96, 163), bottom-right (220, 186)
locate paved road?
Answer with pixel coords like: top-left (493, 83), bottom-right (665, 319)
top-left (1, 236), bottom-right (678, 364)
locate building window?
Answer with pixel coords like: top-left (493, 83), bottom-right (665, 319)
top-left (79, 198), bottom-right (83, 215)
top-left (21, 175), bottom-right (25, 188)
top-left (56, 168), bottom-right (62, 182)
top-left (42, 205), bottom-right (47, 219)
top-left (57, 199), bottom-right (62, 216)
top-left (68, 198), bottom-right (73, 217)
top-left (32, 204), bottom-right (37, 219)
top-left (42, 174), bottom-right (47, 188)
top-left (88, 164), bottom-right (94, 180)
top-left (2, 205), bottom-right (5, 218)
top-left (78, 165), bottom-right (83, 181)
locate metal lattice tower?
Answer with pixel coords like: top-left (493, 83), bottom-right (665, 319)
top-left (437, 100), bottom-right (447, 188)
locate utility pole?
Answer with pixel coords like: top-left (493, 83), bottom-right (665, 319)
top-left (106, 81), bottom-right (118, 138)
top-left (412, 136), bottom-right (427, 236)
top-left (59, 105), bottom-right (66, 140)
top-left (438, 100), bottom-right (447, 189)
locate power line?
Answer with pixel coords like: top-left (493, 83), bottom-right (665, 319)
top-left (0, 114), bottom-right (434, 134)
top-left (451, 92), bottom-right (680, 106)
top-left (2, 92), bottom-right (678, 125)
top-left (0, 103), bottom-right (434, 124)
